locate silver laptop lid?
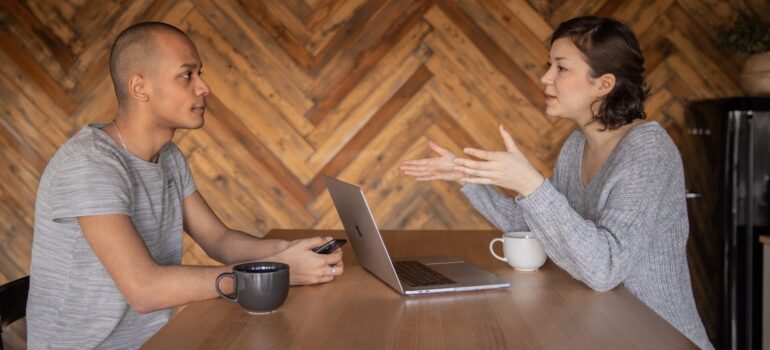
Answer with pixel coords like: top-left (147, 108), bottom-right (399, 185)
top-left (324, 176), bottom-right (405, 293)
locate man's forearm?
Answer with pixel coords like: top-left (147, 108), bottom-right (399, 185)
top-left (208, 229), bottom-right (289, 264)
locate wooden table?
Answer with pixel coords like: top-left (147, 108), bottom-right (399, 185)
top-left (142, 230), bottom-right (695, 349)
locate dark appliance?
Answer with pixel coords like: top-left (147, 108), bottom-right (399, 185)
top-left (683, 97), bottom-right (769, 350)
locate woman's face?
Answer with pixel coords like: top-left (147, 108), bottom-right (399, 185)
top-left (540, 38), bottom-right (604, 124)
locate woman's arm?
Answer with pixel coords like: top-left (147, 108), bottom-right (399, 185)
top-left (517, 153), bottom-right (676, 291)
top-left (461, 184), bottom-right (529, 232)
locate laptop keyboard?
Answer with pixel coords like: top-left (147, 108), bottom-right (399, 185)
top-left (393, 260), bottom-right (456, 287)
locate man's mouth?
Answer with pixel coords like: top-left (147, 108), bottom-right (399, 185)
top-left (192, 103), bottom-right (206, 113)
top-left (544, 93), bottom-right (556, 101)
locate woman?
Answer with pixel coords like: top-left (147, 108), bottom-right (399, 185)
top-left (401, 16), bottom-right (712, 349)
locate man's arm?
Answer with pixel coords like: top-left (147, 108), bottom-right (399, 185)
top-left (181, 191), bottom-right (288, 263)
top-left (78, 214), bottom-right (235, 314)
top-left (181, 191), bottom-right (344, 284)
top-left (78, 192), bottom-right (343, 314)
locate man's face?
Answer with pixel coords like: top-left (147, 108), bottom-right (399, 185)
top-left (145, 33), bottom-right (210, 130)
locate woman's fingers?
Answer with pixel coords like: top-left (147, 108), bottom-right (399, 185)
top-left (453, 165), bottom-right (495, 178)
top-left (453, 157), bottom-right (494, 170)
top-left (428, 140), bottom-right (454, 157)
top-left (499, 125), bottom-right (518, 153)
top-left (459, 176), bottom-right (494, 184)
top-left (401, 158), bottom-right (429, 166)
top-left (463, 147), bottom-right (496, 160)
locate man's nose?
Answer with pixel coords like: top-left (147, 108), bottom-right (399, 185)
top-left (197, 77), bottom-right (210, 96)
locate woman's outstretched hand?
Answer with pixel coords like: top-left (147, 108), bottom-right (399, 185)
top-left (452, 125), bottom-right (545, 196)
top-left (400, 141), bottom-right (465, 183)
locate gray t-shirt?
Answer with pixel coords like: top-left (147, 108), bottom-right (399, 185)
top-left (462, 122), bottom-right (713, 349)
top-left (27, 124), bottom-right (196, 349)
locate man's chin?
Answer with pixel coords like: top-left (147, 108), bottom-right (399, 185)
top-left (182, 114), bottom-right (205, 130)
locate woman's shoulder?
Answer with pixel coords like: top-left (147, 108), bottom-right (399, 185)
top-left (618, 121), bottom-right (680, 164)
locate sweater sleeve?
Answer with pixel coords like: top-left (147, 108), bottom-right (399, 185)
top-left (461, 184), bottom-right (529, 232)
top-left (516, 150), bottom-right (675, 292)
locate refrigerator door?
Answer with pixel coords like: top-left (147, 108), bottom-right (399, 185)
top-left (683, 97), bottom-right (770, 350)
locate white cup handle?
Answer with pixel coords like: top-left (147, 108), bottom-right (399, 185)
top-left (489, 238), bottom-right (507, 262)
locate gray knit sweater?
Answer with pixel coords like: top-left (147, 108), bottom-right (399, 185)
top-left (461, 122), bottom-right (712, 349)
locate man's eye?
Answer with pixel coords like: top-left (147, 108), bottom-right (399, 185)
top-left (558, 66), bottom-right (567, 72)
top-left (182, 72), bottom-right (192, 79)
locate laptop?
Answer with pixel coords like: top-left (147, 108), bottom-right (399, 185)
top-left (324, 176), bottom-right (510, 295)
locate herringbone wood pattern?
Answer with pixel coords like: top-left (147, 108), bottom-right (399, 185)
top-left (1, 0), bottom-right (768, 345)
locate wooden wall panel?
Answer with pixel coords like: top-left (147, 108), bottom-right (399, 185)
top-left (1, 0), bottom-right (768, 343)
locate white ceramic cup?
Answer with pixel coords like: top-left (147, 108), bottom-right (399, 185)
top-left (489, 232), bottom-right (547, 271)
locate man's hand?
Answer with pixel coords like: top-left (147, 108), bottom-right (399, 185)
top-left (269, 236), bottom-right (344, 285)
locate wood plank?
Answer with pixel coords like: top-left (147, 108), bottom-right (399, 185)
top-left (423, 19), bottom-right (552, 139)
top-left (305, 0), bottom-right (349, 32)
top-left (306, 20), bottom-right (432, 167)
top-left (195, 0), bottom-right (314, 93)
top-left (185, 9), bottom-right (314, 136)
top-left (460, 0), bottom-right (548, 86)
top-left (202, 94), bottom-right (314, 206)
top-left (188, 21), bottom-right (317, 183)
top-left (0, 17), bottom-right (78, 115)
top-left (306, 65), bottom-right (434, 196)
top-left (607, 0), bottom-right (674, 35)
top-left (237, 0), bottom-right (315, 70)
top-left (499, 0), bottom-right (554, 42)
top-left (434, 1), bottom-right (546, 112)
top-left (305, 0), bottom-right (431, 125)
top-left (0, 0), bottom-right (76, 70)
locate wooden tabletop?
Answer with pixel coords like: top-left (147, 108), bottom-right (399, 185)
top-left (142, 230), bottom-right (695, 349)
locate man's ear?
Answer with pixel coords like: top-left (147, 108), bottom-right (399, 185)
top-left (595, 73), bottom-right (616, 98)
top-left (128, 74), bottom-right (149, 102)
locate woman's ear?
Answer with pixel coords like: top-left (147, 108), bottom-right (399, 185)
top-left (128, 74), bottom-right (149, 102)
top-left (595, 73), bottom-right (616, 98)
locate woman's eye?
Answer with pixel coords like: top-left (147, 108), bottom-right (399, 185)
top-left (182, 72), bottom-right (192, 79)
top-left (558, 66), bottom-right (567, 72)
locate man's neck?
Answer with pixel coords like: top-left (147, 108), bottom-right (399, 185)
top-left (112, 110), bottom-right (175, 163)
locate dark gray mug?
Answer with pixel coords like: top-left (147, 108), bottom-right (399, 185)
top-left (215, 262), bottom-right (290, 314)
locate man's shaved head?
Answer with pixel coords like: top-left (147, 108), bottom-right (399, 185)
top-left (109, 22), bottom-right (191, 106)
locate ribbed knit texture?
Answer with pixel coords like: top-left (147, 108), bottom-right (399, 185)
top-left (462, 122), bottom-right (712, 349)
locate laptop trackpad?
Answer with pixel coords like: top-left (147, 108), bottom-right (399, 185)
top-left (420, 259), bottom-right (498, 284)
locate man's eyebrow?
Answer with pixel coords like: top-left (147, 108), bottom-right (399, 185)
top-left (179, 63), bottom-right (200, 69)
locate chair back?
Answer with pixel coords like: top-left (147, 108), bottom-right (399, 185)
top-left (0, 276), bottom-right (29, 350)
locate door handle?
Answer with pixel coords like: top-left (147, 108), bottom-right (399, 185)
top-left (685, 191), bottom-right (702, 199)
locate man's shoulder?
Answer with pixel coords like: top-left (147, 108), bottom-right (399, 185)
top-left (54, 125), bottom-right (123, 162)
top-left (42, 125), bottom-right (126, 182)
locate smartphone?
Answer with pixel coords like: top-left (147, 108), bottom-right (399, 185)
top-left (312, 239), bottom-right (347, 254)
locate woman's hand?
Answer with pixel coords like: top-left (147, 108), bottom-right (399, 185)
top-left (400, 141), bottom-right (465, 183)
top-left (269, 236), bottom-right (344, 285)
top-left (453, 125), bottom-right (545, 196)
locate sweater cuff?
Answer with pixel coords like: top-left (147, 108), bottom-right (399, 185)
top-left (460, 183), bottom-right (484, 196)
top-left (515, 179), bottom-right (557, 210)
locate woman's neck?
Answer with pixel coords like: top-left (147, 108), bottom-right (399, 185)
top-left (581, 119), bottom-right (641, 151)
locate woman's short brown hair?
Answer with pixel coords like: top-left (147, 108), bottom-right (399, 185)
top-left (551, 16), bottom-right (650, 130)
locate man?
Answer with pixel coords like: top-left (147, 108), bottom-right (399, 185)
top-left (26, 22), bottom-right (343, 349)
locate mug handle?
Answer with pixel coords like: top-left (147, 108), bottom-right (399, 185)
top-left (215, 272), bottom-right (237, 302)
top-left (489, 238), bottom-right (507, 262)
